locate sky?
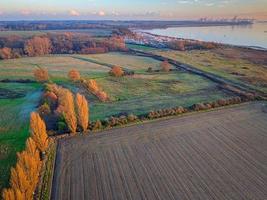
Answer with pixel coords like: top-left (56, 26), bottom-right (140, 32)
top-left (0, 0), bottom-right (267, 21)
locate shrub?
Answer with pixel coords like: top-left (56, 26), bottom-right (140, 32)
top-left (68, 69), bottom-right (80, 81)
top-left (38, 103), bottom-right (51, 116)
top-left (30, 112), bottom-right (49, 153)
top-left (217, 99), bottom-right (227, 106)
top-left (161, 61), bottom-right (171, 72)
top-left (93, 120), bottom-right (102, 130)
top-left (192, 103), bottom-right (207, 111)
top-left (0, 47), bottom-right (12, 59)
top-left (33, 68), bottom-right (49, 82)
top-left (76, 93), bottom-right (89, 132)
top-left (57, 121), bottom-right (67, 132)
top-left (147, 67), bottom-right (153, 73)
top-left (127, 114), bottom-right (138, 122)
top-left (109, 66), bottom-right (124, 77)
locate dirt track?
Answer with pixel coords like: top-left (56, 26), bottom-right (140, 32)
top-left (52, 102), bottom-right (267, 200)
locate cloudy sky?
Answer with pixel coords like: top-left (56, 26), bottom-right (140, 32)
top-left (0, 0), bottom-right (267, 20)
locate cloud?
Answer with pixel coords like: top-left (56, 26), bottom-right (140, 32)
top-left (69, 9), bottom-right (80, 16)
top-left (98, 10), bottom-right (105, 16)
top-left (21, 10), bottom-right (31, 15)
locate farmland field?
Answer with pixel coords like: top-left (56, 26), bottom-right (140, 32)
top-left (128, 44), bottom-right (267, 93)
top-left (52, 102), bottom-right (267, 200)
top-left (0, 28), bottom-right (113, 38)
top-left (0, 82), bottom-right (41, 191)
top-left (0, 53), bottom-right (235, 121)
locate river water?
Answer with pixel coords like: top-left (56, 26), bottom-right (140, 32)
top-left (144, 23), bottom-right (267, 49)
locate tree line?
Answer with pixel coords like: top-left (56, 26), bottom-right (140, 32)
top-left (0, 33), bottom-right (127, 60)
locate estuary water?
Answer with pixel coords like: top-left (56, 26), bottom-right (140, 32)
top-left (144, 23), bottom-right (267, 49)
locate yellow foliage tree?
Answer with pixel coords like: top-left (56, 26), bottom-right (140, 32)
top-left (109, 66), bottom-right (124, 77)
top-left (76, 93), bottom-right (89, 132)
top-left (33, 68), bottom-right (49, 82)
top-left (10, 164), bottom-right (30, 196)
top-left (2, 188), bottom-right (23, 200)
top-left (86, 79), bottom-right (99, 93)
top-left (2, 138), bottom-right (42, 200)
top-left (30, 112), bottom-right (49, 152)
top-left (84, 79), bottom-right (109, 102)
top-left (68, 69), bottom-right (81, 81)
top-left (57, 88), bottom-right (77, 133)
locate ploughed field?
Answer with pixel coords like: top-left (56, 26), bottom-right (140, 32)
top-left (52, 102), bottom-right (267, 200)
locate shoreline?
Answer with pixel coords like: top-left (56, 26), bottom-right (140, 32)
top-left (134, 29), bottom-right (267, 52)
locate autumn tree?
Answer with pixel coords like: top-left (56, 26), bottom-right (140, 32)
top-left (76, 93), bottom-right (89, 132)
top-left (168, 40), bottom-right (185, 51)
top-left (161, 61), bottom-right (171, 72)
top-left (84, 79), bottom-right (109, 102)
top-left (49, 33), bottom-right (73, 54)
top-left (2, 188), bottom-right (23, 200)
top-left (0, 47), bottom-right (12, 59)
top-left (24, 36), bottom-right (52, 56)
top-left (68, 69), bottom-right (81, 81)
top-left (30, 112), bottom-right (49, 153)
top-left (3, 137), bottom-right (42, 200)
top-left (57, 88), bottom-right (77, 133)
top-left (33, 68), bottom-right (49, 82)
top-left (96, 91), bottom-right (109, 102)
top-left (85, 79), bottom-right (100, 93)
top-left (109, 66), bottom-right (124, 77)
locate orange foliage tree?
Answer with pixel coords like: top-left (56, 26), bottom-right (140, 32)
top-left (96, 91), bottom-right (109, 102)
top-left (2, 137), bottom-right (42, 200)
top-left (161, 60), bottom-right (171, 72)
top-left (24, 36), bottom-right (52, 57)
top-left (2, 188), bottom-right (23, 200)
top-left (57, 88), bottom-right (77, 133)
top-left (30, 112), bottom-right (49, 153)
top-left (68, 69), bottom-right (81, 81)
top-left (109, 66), bottom-right (124, 77)
top-left (85, 79), bottom-right (99, 93)
top-left (76, 93), bottom-right (89, 132)
top-left (33, 68), bottom-right (49, 82)
top-left (168, 40), bottom-right (185, 51)
top-left (84, 79), bottom-right (109, 102)
top-left (0, 47), bottom-right (12, 59)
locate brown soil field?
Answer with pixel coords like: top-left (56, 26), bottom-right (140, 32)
top-left (52, 102), bottom-right (267, 200)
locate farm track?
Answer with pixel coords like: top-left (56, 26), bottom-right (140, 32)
top-left (128, 49), bottom-right (267, 98)
top-left (52, 102), bottom-right (267, 200)
top-left (71, 55), bottom-right (133, 73)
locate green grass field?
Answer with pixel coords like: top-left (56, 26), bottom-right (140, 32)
top-left (88, 72), bottom-right (231, 120)
top-left (0, 82), bottom-right (41, 191)
top-left (127, 44), bottom-right (267, 93)
top-left (73, 52), bottom-right (171, 73)
top-left (0, 28), bottom-right (113, 38)
top-left (0, 52), bottom-right (235, 122)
